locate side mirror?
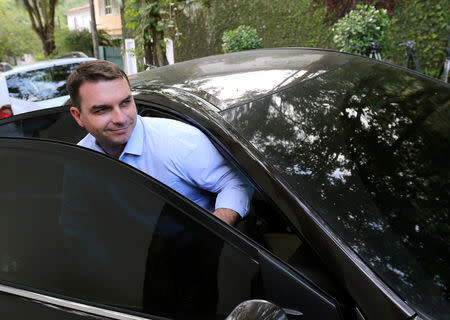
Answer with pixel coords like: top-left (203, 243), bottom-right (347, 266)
top-left (226, 300), bottom-right (288, 320)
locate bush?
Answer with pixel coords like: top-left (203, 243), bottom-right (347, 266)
top-left (385, 0), bottom-right (449, 78)
top-left (222, 25), bottom-right (262, 53)
top-left (175, 0), bottom-right (332, 62)
top-left (54, 28), bottom-right (112, 58)
top-left (332, 4), bottom-right (390, 56)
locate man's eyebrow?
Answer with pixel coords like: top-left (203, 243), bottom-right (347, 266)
top-left (91, 104), bottom-right (111, 110)
top-left (121, 95), bottom-right (133, 103)
top-left (89, 96), bottom-right (132, 110)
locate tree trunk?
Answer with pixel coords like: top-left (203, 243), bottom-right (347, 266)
top-left (43, 37), bottom-right (56, 57)
top-left (152, 29), bottom-right (168, 67)
top-left (33, 30), bottom-right (55, 57)
top-left (22, 0), bottom-right (58, 57)
top-left (141, 0), bottom-right (169, 68)
top-left (143, 27), bottom-right (168, 67)
top-left (144, 34), bottom-right (153, 67)
top-left (89, 0), bottom-right (100, 58)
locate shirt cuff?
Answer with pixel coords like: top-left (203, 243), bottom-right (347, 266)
top-left (215, 185), bottom-right (254, 218)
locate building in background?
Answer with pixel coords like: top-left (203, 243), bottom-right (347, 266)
top-left (94, 0), bottom-right (122, 39)
top-left (63, 1), bottom-right (173, 75)
top-left (63, 1), bottom-right (122, 38)
top-left (63, 3), bottom-right (91, 32)
top-left (63, 1), bottom-right (126, 71)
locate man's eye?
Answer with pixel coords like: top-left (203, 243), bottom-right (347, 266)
top-left (121, 100), bottom-right (131, 107)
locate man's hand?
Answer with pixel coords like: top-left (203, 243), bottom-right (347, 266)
top-left (213, 208), bottom-right (240, 226)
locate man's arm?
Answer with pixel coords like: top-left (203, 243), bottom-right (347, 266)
top-left (182, 130), bottom-right (254, 225)
top-left (213, 208), bottom-right (240, 225)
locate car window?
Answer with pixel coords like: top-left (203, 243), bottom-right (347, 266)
top-left (6, 63), bottom-right (79, 102)
top-left (0, 107), bottom-right (86, 142)
top-left (0, 138), bottom-right (341, 320)
top-left (221, 59), bottom-right (450, 319)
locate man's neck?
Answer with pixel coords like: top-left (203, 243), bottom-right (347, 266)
top-left (96, 141), bottom-right (125, 159)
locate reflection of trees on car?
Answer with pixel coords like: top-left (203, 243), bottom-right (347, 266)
top-left (222, 60), bottom-right (449, 317)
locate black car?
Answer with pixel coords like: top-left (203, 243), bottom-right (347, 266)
top-left (0, 48), bottom-right (448, 320)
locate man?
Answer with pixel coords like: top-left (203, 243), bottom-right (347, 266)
top-left (67, 60), bottom-right (253, 225)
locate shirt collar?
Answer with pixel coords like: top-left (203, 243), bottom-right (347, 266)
top-left (120, 115), bottom-right (144, 158)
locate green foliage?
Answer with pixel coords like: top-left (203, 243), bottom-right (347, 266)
top-left (222, 25), bottom-right (262, 53)
top-left (53, 27), bottom-right (112, 57)
top-left (0, 0), bottom-right (40, 60)
top-left (166, 0), bottom-right (448, 79)
top-left (385, 0), bottom-right (449, 78)
top-left (124, 0), bottom-right (183, 62)
top-left (175, 0), bottom-right (332, 61)
top-left (332, 4), bottom-right (390, 56)
top-left (57, 0), bottom-right (87, 14)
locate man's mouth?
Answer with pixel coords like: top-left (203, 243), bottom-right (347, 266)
top-left (108, 126), bottom-right (130, 134)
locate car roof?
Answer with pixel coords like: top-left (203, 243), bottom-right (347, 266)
top-left (131, 47), bottom-right (448, 111)
top-left (1, 57), bottom-right (95, 76)
top-left (130, 48), bottom-right (356, 109)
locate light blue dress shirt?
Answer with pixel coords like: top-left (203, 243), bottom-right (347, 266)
top-left (78, 115), bottom-right (253, 217)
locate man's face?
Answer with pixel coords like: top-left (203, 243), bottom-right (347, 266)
top-left (70, 78), bottom-right (137, 154)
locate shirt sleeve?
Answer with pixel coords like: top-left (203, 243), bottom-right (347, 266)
top-left (182, 131), bottom-right (254, 218)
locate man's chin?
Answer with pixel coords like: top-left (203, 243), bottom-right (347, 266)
top-left (107, 130), bottom-right (132, 142)
top-left (97, 136), bottom-right (129, 151)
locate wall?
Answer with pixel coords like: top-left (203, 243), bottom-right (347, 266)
top-left (66, 8), bottom-right (91, 31)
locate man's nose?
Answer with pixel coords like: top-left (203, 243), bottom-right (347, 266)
top-left (111, 106), bottom-right (127, 123)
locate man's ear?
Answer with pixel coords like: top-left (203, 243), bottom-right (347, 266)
top-left (70, 106), bottom-right (84, 127)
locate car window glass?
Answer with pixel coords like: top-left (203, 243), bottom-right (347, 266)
top-left (0, 107), bottom-right (86, 143)
top-left (6, 63), bottom-right (79, 102)
top-left (0, 139), bottom-right (264, 319)
top-left (221, 59), bottom-right (450, 318)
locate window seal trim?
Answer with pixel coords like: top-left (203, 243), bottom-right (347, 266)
top-left (0, 283), bottom-right (156, 320)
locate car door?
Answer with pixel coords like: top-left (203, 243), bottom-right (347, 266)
top-left (0, 136), bottom-right (343, 320)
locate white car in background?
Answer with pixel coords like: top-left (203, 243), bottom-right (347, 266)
top-left (0, 57), bottom-right (94, 116)
top-left (0, 62), bottom-right (13, 72)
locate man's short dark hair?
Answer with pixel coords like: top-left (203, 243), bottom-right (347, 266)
top-left (67, 60), bottom-right (130, 110)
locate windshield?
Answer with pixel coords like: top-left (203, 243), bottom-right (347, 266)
top-left (221, 58), bottom-right (450, 319)
top-left (6, 63), bottom-right (79, 102)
